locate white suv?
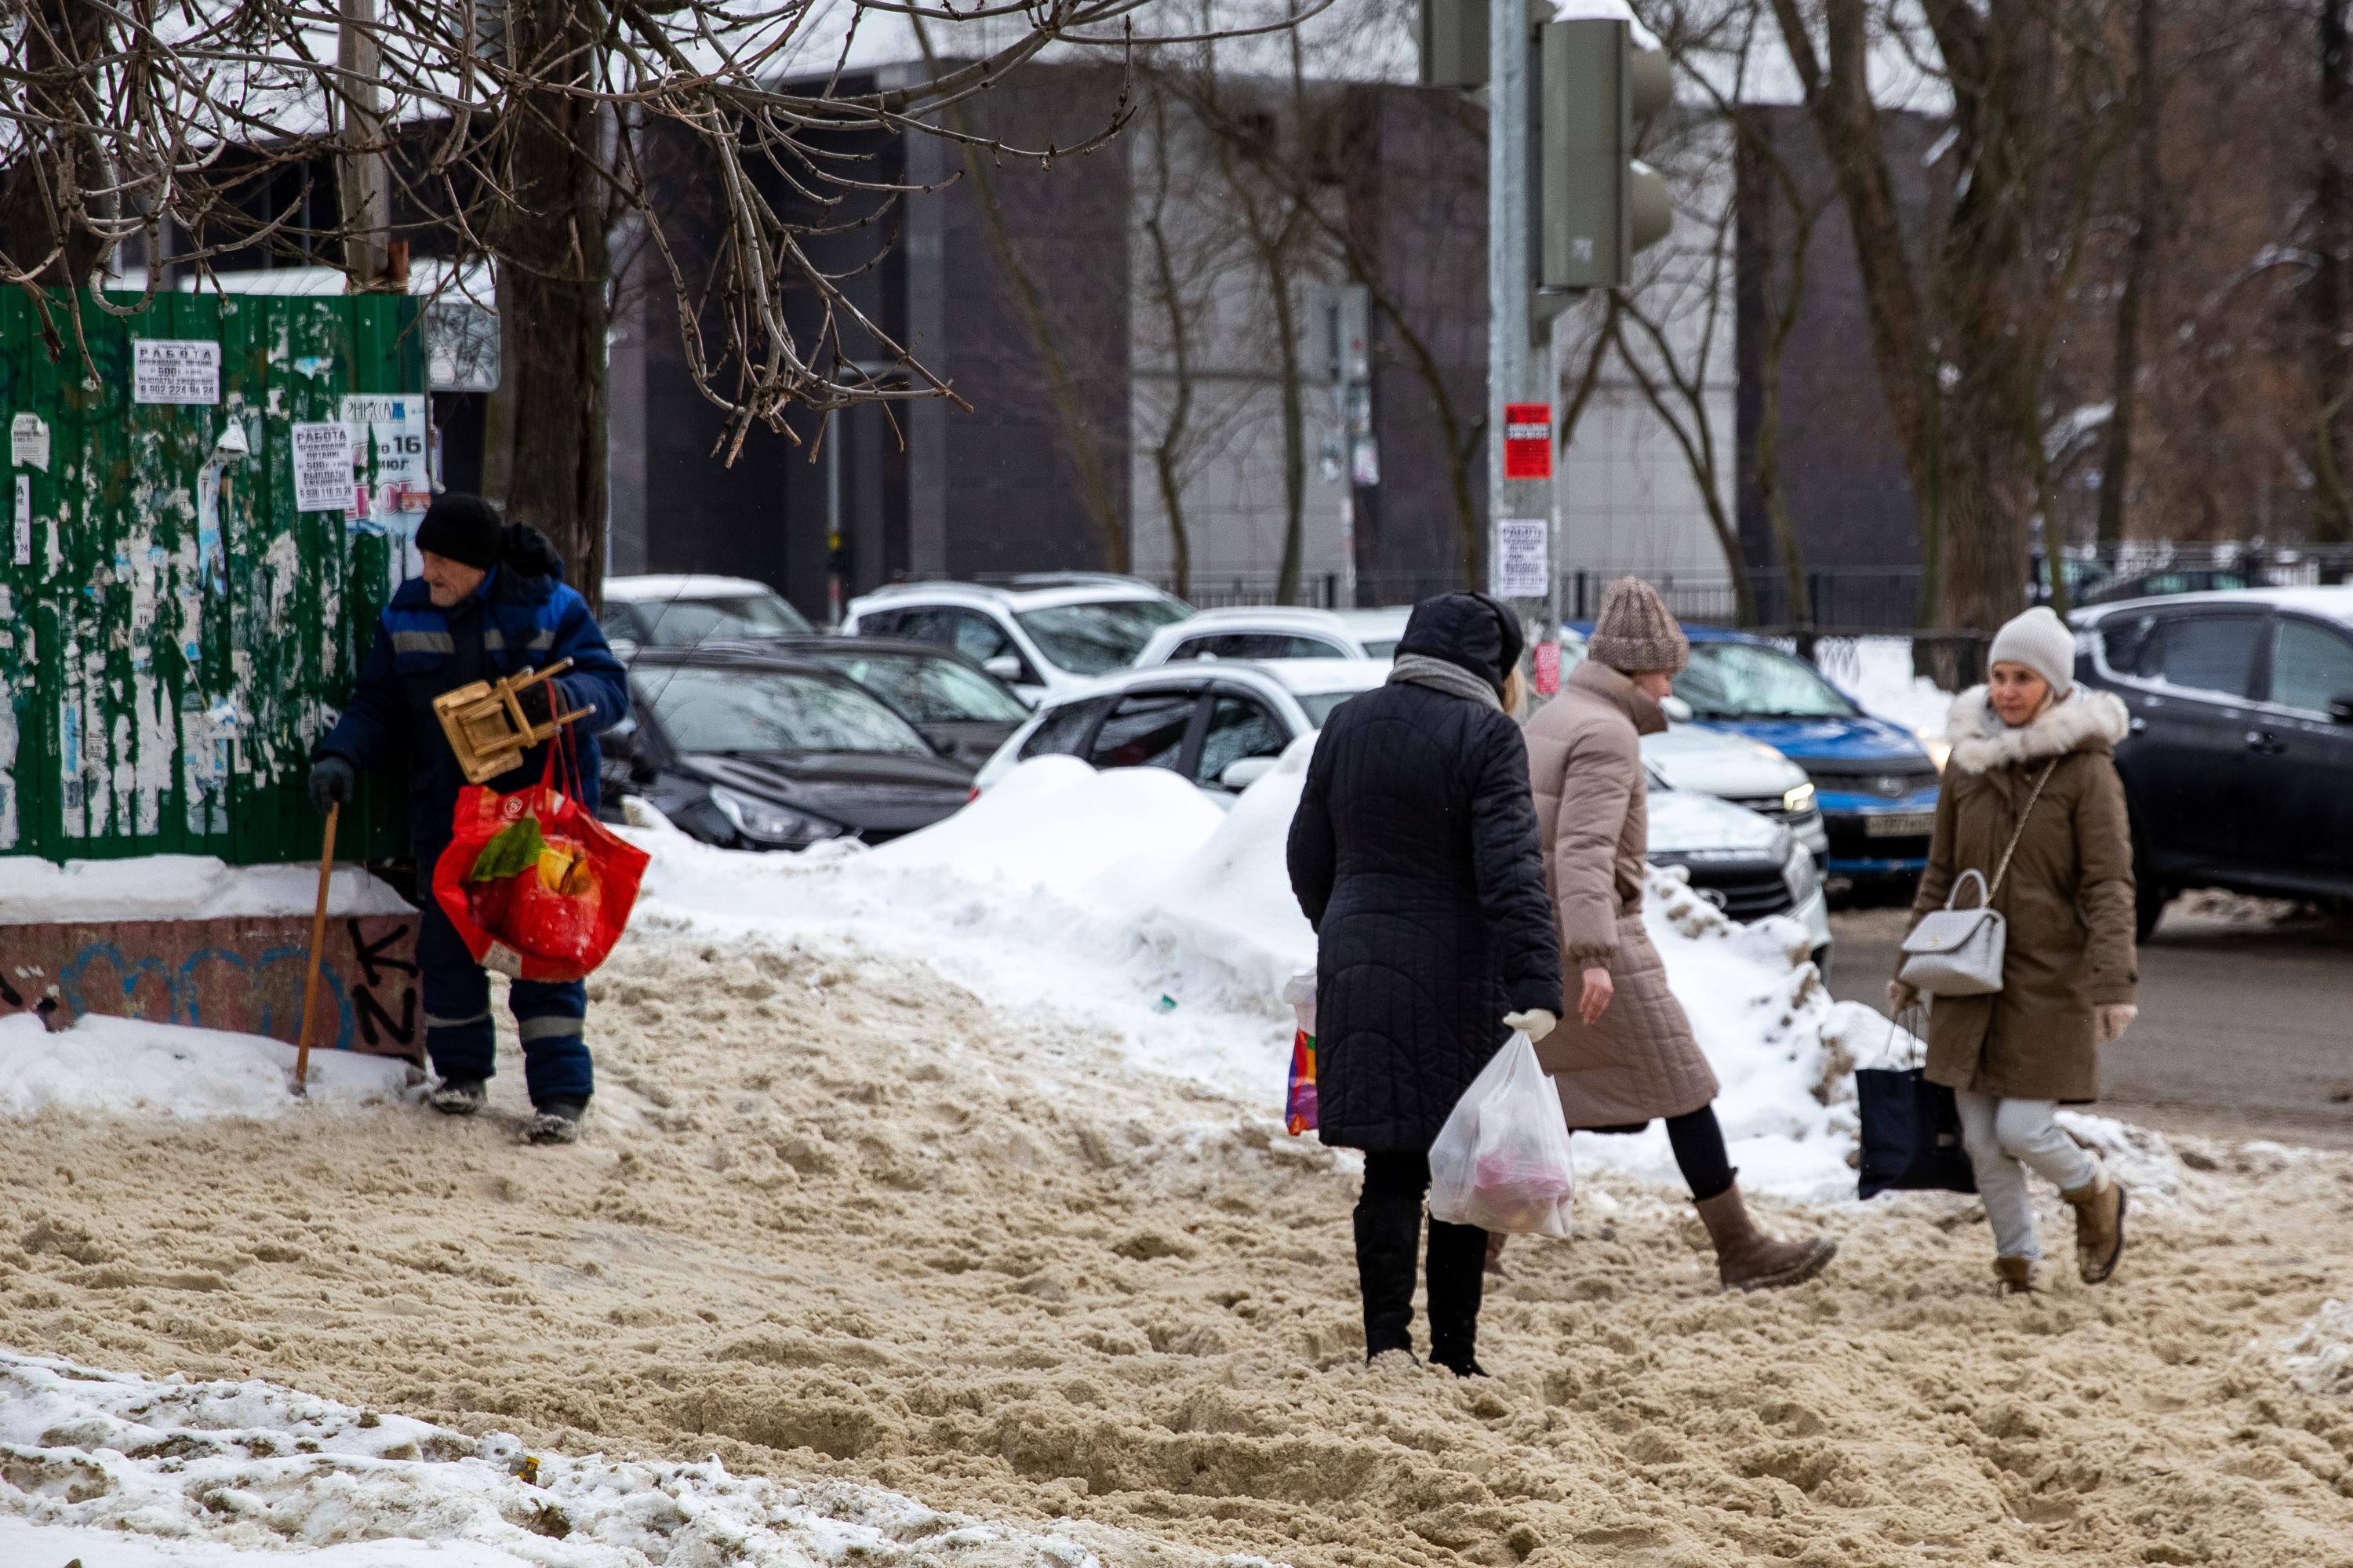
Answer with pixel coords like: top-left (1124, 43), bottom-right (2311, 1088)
top-left (842, 576), bottom-right (1192, 704)
top-left (1134, 605), bottom-right (1412, 666)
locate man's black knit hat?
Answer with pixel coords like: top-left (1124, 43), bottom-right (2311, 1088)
top-left (415, 493), bottom-right (504, 571)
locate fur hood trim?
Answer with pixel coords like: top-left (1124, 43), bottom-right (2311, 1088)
top-left (1944, 685), bottom-right (2129, 775)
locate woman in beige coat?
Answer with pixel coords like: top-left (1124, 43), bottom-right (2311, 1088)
top-left (1520, 578), bottom-right (1835, 1291)
top-left (1889, 606), bottom-right (2137, 1293)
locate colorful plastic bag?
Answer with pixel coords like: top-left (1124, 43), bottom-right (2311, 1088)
top-left (1282, 970), bottom-right (1318, 1135)
top-left (432, 735), bottom-right (649, 981)
top-left (1427, 1031), bottom-right (1577, 1237)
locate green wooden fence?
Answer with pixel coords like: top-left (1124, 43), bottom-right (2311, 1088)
top-left (1, 288), bottom-right (424, 865)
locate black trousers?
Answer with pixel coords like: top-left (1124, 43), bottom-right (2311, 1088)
top-left (1355, 1150), bottom-right (1487, 1373)
top-left (1583, 1104), bottom-right (1735, 1202)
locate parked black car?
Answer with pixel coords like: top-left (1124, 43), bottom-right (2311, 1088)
top-left (2071, 587), bottom-right (2353, 936)
top-left (603, 650), bottom-right (976, 850)
top-left (744, 636), bottom-right (1030, 768)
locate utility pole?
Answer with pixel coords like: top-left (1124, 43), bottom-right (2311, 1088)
top-left (336, 0), bottom-right (399, 290)
top-left (1488, 0), bottom-right (1562, 693)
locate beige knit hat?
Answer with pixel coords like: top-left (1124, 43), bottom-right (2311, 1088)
top-left (1587, 576), bottom-right (1689, 675)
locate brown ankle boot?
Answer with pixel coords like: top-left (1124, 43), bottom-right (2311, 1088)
top-left (1693, 1183), bottom-right (1837, 1292)
top-left (1994, 1256), bottom-right (2040, 1294)
top-left (2061, 1166), bottom-right (2127, 1284)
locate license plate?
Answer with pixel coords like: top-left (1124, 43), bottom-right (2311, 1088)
top-left (1864, 811), bottom-right (1935, 838)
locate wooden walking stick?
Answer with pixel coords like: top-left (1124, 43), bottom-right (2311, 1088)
top-left (295, 801), bottom-right (340, 1095)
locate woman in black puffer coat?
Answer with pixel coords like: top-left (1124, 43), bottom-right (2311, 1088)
top-left (1287, 591), bottom-right (1563, 1376)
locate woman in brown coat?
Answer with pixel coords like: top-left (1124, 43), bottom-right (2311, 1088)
top-left (1890, 606), bottom-right (2138, 1293)
top-left (1522, 578), bottom-right (1835, 1291)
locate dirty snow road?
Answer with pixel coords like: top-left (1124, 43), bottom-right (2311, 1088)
top-left (3, 920), bottom-right (2353, 1567)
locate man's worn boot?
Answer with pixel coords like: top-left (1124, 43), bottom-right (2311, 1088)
top-left (430, 1079), bottom-right (488, 1116)
top-left (1693, 1182), bottom-right (1837, 1292)
top-left (1352, 1186), bottom-right (1422, 1362)
top-left (526, 1101), bottom-right (586, 1144)
top-left (1424, 1220), bottom-right (1490, 1377)
top-left (2061, 1166), bottom-right (2126, 1284)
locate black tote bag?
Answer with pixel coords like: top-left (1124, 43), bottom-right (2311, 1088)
top-left (1855, 1011), bottom-right (1978, 1199)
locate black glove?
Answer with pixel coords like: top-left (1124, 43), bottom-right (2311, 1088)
top-left (516, 676), bottom-right (563, 728)
top-left (308, 755), bottom-right (357, 815)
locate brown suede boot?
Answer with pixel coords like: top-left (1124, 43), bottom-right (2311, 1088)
top-left (1994, 1256), bottom-right (2040, 1295)
top-left (2061, 1166), bottom-right (2127, 1284)
top-left (1693, 1183), bottom-right (1837, 1292)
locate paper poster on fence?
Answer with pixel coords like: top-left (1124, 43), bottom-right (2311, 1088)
top-left (132, 340), bottom-right (221, 406)
top-left (290, 420), bottom-right (355, 513)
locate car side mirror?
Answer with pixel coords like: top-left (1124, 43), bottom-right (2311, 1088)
top-left (2330, 691), bottom-right (2353, 725)
top-left (603, 716), bottom-right (639, 759)
top-left (983, 654), bottom-right (1023, 682)
top-left (1217, 755), bottom-right (1278, 791)
top-left (1660, 694), bottom-right (1694, 724)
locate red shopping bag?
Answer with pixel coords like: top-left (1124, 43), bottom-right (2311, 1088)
top-left (432, 734), bottom-right (649, 981)
top-left (1285, 1028), bottom-right (1318, 1136)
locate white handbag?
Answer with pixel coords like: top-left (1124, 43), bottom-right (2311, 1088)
top-left (1898, 762), bottom-right (2057, 998)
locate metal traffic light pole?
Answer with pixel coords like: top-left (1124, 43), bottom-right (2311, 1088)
top-left (1488, 0), bottom-right (1563, 694)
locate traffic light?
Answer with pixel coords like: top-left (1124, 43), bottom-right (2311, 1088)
top-left (1538, 16), bottom-right (1671, 290)
top-left (1419, 0), bottom-right (1487, 89)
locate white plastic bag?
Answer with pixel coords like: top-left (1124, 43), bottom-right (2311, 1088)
top-left (1427, 1032), bottom-right (1577, 1238)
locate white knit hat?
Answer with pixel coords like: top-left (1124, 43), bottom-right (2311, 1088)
top-left (1987, 606), bottom-right (2076, 697)
top-left (1587, 577), bottom-right (1690, 675)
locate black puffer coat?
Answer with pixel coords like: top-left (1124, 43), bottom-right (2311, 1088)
top-left (1286, 593), bottom-right (1564, 1152)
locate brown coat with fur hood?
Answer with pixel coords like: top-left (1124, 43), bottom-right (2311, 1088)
top-left (1910, 686), bottom-right (2138, 1104)
top-left (1523, 659), bottom-right (1720, 1126)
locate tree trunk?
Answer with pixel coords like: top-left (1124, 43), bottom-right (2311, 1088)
top-left (1271, 267), bottom-right (1307, 606)
top-left (0, 0), bottom-right (118, 296)
top-left (490, 0), bottom-right (611, 609)
top-left (2098, 0), bottom-right (2161, 547)
top-left (1140, 88), bottom-right (1195, 599)
top-left (2317, 0), bottom-right (2353, 544)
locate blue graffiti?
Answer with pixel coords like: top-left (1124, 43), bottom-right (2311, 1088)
top-left (53, 940), bottom-right (355, 1052)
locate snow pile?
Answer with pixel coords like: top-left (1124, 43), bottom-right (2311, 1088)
top-left (2268, 1300), bottom-right (2353, 1396)
top-left (1817, 636), bottom-right (1958, 737)
top-left (0, 1352), bottom-right (1118, 1567)
top-left (627, 746), bottom-right (1876, 1199)
top-left (0, 1013), bottom-right (412, 1119)
top-left (0, 856), bottom-right (412, 926)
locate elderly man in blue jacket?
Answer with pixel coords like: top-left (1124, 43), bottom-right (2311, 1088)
top-left (310, 493), bottom-right (629, 1144)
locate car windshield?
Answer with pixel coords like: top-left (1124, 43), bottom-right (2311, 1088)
top-left (1359, 638), bottom-right (1401, 658)
top-left (645, 667), bottom-right (928, 755)
top-left (1297, 689), bottom-right (1369, 726)
top-left (1672, 642), bottom-right (1857, 719)
top-left (819, 652), bottom-right (1029, 723)
top-left (629, 592), bottom-right (814, 647)
top-left (1015, 598), bottom-right (1191, 675)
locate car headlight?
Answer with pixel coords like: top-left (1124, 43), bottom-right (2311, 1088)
top-left (1915, 727), bottom-right (1952, 773)
top-left (1781, 781), bottom-right (1817, 815)
top-left (709, 785), bottom-right (847, 849)
top-left (1780, 840), bottom-right (1819, 904)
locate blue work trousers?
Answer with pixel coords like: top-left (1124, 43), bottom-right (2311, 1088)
top-left (416, 897), bottom-right (592, 1108)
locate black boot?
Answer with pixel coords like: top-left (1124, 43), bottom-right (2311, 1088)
top-left (1424, 1218), bottom-right (1489, 1377)
top-left (1354, 1174), bottom-right (1424, 1362)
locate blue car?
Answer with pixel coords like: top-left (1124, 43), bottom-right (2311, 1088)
top-left (1566, 623), bottom-right (1943, 882)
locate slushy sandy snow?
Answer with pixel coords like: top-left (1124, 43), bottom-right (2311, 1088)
top-left (0, 1013), bottom-right (412, 1119)
top-left (0, 856), bottom-right (412, 926)
top-left (624, 745), bottom-right (1890, 1199)
top-left (0, 1352), bottom-right (1115, 1567)
top-left (2271, 1299), bottom-right (2353, 1395)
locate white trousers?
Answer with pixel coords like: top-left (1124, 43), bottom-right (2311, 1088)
top-left (1953, 1090), bottom-right (2100, 1261)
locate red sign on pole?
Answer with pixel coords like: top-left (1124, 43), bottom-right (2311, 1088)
top-left (1503, 402), bottom-right (1553, 480)
top-left (1533, 640), bottom-right (1562, 696)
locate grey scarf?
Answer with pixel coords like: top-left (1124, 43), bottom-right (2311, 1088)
top-left (1389, 653), bottom-right (1501, 711)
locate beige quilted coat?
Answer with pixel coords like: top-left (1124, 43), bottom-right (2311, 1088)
top-left (1522, 660), bottom-right (1719, 1126)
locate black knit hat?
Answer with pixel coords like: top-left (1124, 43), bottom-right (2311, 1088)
top-left (415, 493), bottom-right (504, 571)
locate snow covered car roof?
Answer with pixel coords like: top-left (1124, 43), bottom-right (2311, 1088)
top-left (848, 577), bottom-right (1187, 614)
top-left (2068, 584), bottom-right (2353, 627)
top-left (604, 574), bottom-right (782, 602)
